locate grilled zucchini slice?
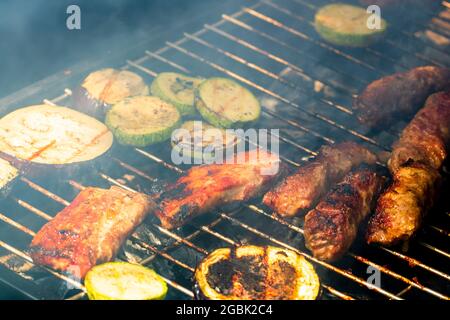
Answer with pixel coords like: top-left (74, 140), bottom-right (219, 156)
top-left (85, 262), bottom-right (168, 300)
top-left (105, 96), bottom-right (181, 147)
top-left (150, 72), bottom-right (204, 116)
top-left (315, 3), bottom-right (387, 47)
top-left (195, 78), bottom-right (261, 128)
top-left (194, 245), bottom-right (320, 300)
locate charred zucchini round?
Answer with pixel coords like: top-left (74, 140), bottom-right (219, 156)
top-left (195, 78), bottom-right (261, 128)
top-left (315, 4), bottom-right (387, 47)
top-left (73, 68), bottom-right (149, 118)
top-left (0, 105), bottom-right (113, 165)
top-left (171, 120), bottom-right (240, 162)
top-left (85, 262), bottom-right (168, 300)
top-left (105, 96), bottom-right (181, 147)
top-left (194, 245), bottom-right (320, 300)
top-left (150, 72), bottom-right (204, 116)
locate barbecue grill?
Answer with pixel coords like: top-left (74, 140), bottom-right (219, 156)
top-left (0, 0), bottom-right (449, 300)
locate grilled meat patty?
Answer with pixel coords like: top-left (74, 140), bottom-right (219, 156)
top-left (366, 163), bottom-right (441, 246)
top-left (353, 66), bottom-right (450, 129)
top-left (262, 142), bottom-right (377, 217)
top-left (389, 91), bottom-right (450, 173)
top-left (154, 149), bottom-right (282, 229)
top-left (30, 186), bottom-right (154, 279)
top-left (304, 166), bottom-right (385, 261)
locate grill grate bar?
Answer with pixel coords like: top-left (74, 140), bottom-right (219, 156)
top-left (183, 31), bottom-right (353, 115)
top-left (203, 24), bottom-right (357, 97)
top-left (221, 13), bottom-right (370, 87)
top-left (0, 240), bottom-right (85, 291)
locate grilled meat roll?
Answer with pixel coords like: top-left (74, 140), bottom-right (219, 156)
top-left (304, 166), bottom-right (385, 262)
top-left (154, 149), bottom-right (281, 229)
top-left (388, 91), bottom-right (450, 173)
top-left (30, 186), bottom-right (154, 279)
top-left (366, 163), bottom-right (441, 246)
top-left (262, 142), bottom-right (377, 217)
top-left (353, 66), bottom-right (450, 129)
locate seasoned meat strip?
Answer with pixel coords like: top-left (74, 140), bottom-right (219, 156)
top-left (304, 166), bottom-right (385, 261)
top-left (154, 149), bottom-right (282, 229)
top-left (30, 186), bottom-right (154, 279)
top-left (263, 142), bottom-right (377, 217)
top-left (366, 163), bottom-right (441, 246)
top-left (388, 91), bottom-right (450, 173)
top-left (353, 66), bottom-right (450, 129)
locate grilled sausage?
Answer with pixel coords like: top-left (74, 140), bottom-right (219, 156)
top-left (304, 166), bottom-right (385, 261)
top-left (30, 186), bottom-right (154, 279)
top-left (154, 149), bottom-right (282, 229)
top-left (366, 163), bottom-right (441, 246)
top-left (353, 66), bottom-right (450, 129)
top-left (388, 91), bottom-right (450, 173)
top-left (263, 142), bottom-right (377, 217)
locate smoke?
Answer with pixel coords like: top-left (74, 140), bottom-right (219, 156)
top-left (0, 0), bottom-right (227, 99)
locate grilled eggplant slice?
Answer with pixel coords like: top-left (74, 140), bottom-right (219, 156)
top-left (0, 105), bottom-right (113, 166)
top-left (105, 96), bottom-right (181, 147)
top-left (151, 72), bottom-right (204, 116)
top-left (171, 120), bottom-right (240, 162)
top-left (315, 4), bottom-right (387, 47)
top-left (194, 245), bottom-right (320, 300)
top-left (85, 262), bottom-right (167, 300)
top-left (73, 68), bottom-right (149, 119)
top-left (195, 78), bottom-right (261, 128)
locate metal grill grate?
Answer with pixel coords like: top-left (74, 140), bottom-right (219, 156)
top-left (0, 0), bottom-right (449, 300)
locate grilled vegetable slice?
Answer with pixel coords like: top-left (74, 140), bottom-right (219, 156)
top-left (171, 120), bottom-right (240, 162)
top-left (0, 105), bottom-right (113, 165)
top-left (0, 158), bottom-right (18, 194)
top-left (195, 78), bottom-right (260, 128)
top-left (105, 96), bottom-right (181, 147)
top-left (73, 68), bottom-right (149, 119)
top-left (150, 72), bottom-right (204, 116)
top-left (194, 245), bottom-right (320, 300)
top-left (315, 4), bottom-right (387, 47)
top-left (85, 262), bottom-right (168, 300)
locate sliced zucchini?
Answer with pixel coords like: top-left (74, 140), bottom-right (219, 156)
top-left (194, 245), bottom-right (320, 300)
top-left (195, 78), bottom-right (261, 128)
top-left (315, 3), bottom-right (387, 47)
top-left (105, 96), bottom-right (181, 147)
top-left (85, 262), bottom-right (168, 300)
top-left (171, 121), bottom-right (240, 162)
top-left (150, 72), bottom-right (204, 116)
top-left (0, 105), bottom-right (113, 165)
top-left (0, 158), bottom-right (18, 193)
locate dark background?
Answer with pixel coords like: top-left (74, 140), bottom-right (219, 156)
top-left (0, 0), bottom-right (226, 99)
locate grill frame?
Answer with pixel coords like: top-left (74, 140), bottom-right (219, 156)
top-left (0, 0), bottom-right (449, 300)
